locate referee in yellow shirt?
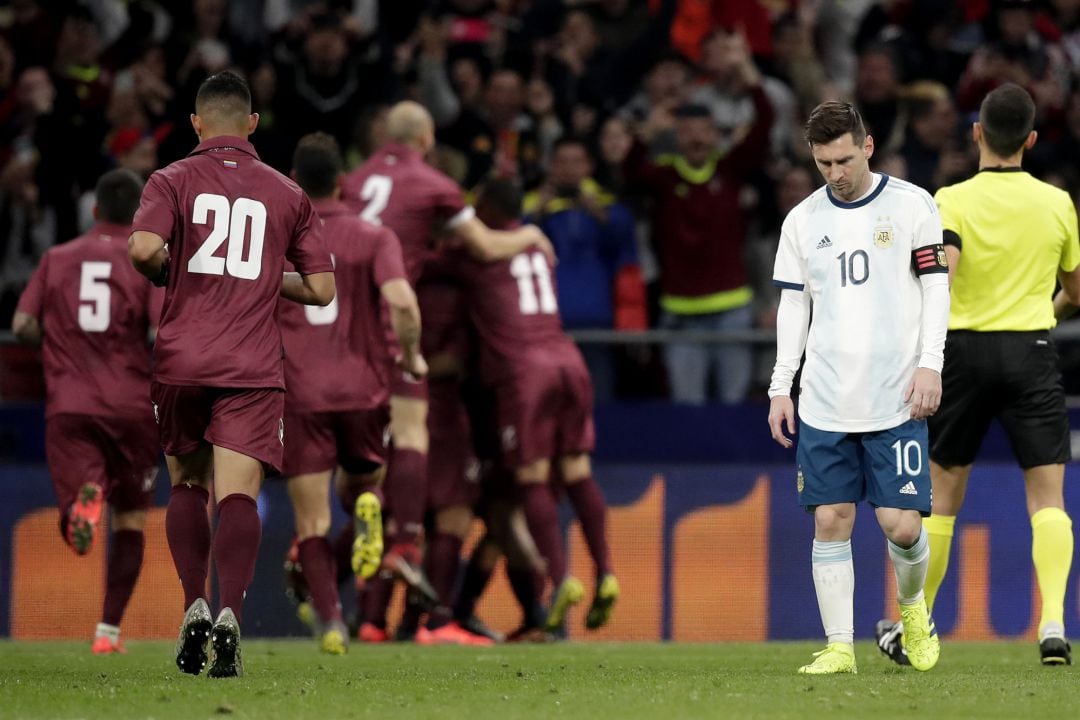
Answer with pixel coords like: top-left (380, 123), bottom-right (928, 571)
top-left (877, 83), bottom-right (1080, 666)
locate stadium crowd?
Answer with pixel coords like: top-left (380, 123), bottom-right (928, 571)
top-left (6, 0), bottom-right (1080, 403)
top-left (4, 0), bottom-right (1080, 667)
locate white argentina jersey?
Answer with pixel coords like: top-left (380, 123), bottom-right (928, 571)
top-left (773, 174), bottom-right (944, 432)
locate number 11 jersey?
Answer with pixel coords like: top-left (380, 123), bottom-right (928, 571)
top-left (131, 136), bottom-right (333, 389)
top-left (772, 174), bottom-right (945, 432)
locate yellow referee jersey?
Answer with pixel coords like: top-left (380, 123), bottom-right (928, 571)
top-left (935, 168), bottom-right (1080, 331)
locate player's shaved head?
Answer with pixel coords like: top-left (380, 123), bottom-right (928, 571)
top-left (193, 70), bottom-right (255, 138)
top-left (95, 168), bottom-right (144, 224)
top-left (979, 83), bottom-right (1036, 158)
top-left (385, 101), bottom-right (434, 148)
top-left (292, 132), bottom-right (342, 199)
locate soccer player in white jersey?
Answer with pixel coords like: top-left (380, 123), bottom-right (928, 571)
top-left (767, 101), bottom-right (950, 674)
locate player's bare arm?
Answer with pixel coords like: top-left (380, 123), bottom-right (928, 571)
top-left (11, 311), bottom-right (42, 346)
top-left (280, 270), bottom-right (336, 306)
top-left (381, 277), bottom-right (427, 378)
top-left (454, 216), bottom-right (556, 265)
top-left (128, 230), bottom-right (169, 285)
top-left (944, 244), bottom-right (960, 285)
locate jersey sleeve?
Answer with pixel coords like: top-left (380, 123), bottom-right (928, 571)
top-left (131, 171), bottom-right (178, 240)
top-left (373, 227), bottom-right (408, 287)
top-left (430, 174), bottom-right (473, 232)
top-left (1059, 195), bottom-right (1080, 272)
top-left (911, 197), bottom-right (949, 277)
top-left (933, 185), bottom-right (962, 249)
top-left (15, 252), bottom-right (48, 318)
top-left (772, 216), bottom-right (806, 291)
top-left (286, 194), bottom-right (334, 275)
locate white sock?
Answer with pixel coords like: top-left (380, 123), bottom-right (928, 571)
top-left (812, 540), bottom-right (854, 646)
top-left (888, 527), bottom-right (929, 606)
top-left (95, 623), bottom-right (120, 642)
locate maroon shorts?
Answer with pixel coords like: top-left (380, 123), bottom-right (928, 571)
top-left (281, 406), bottom-right (391, 477)
top-left (151, 382), bottom-right (286, 473)
top-left (45, 414), bottom-right (159, 513)
top-left (426, 380), bottom-right (480, 510)
top-left (496, 357), bottom-right (596, 469)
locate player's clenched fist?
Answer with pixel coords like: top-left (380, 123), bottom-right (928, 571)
top-left (768, 395), bottom-right (797, 449)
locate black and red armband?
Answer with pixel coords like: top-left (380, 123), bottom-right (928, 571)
top-left (912, 243), bottom-right (949, 276)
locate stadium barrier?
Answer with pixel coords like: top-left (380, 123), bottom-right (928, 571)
top-left (2, 402), bottom-right (1078, 641)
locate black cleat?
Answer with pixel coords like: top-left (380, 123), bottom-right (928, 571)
top-left (175, 598), bottom-right (213, 676)
top-left (207, 607), bottom-right (244, 679)
top-left (875, 618), bottom-right (911, 666)
top-left (460, 615), bottom-right (504, 643)
top-left (1040, 636), bottom-right (1072, 666)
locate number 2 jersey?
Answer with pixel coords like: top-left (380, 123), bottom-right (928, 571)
top-left (131, 136), bottom-right (333, 389)
top-left (16, 222), bottom-right (162, 419)
top-left (772, 174), bottom-right (949, 432)
top-left (278, 200), bottom-right (407, 412)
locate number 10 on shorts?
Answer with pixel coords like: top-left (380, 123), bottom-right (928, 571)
top-left (892, 439), bottom-right (923, 476)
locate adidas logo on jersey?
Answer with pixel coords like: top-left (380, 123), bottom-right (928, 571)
top-left (816, 235), bottom-right (833, 249)
top-left (899, 481), bottom-right (918, 496)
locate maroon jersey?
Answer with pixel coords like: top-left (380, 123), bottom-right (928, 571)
top-left (341, 142), bottom-right (471, 284)
top-left (131, 136), bottom-right (332, 389)
top-left (279, 199), bottom-right (406, 412)
top-left (16, 223), bottom-right (161, 419)
top-left (455, 248), bottom-right (578, 382)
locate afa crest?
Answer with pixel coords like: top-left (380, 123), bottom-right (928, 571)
top-left (937, 249), bottom-right (948, 268)
top-left (873, 228), bottom-right (893, 249)
top-left (796, 467), bottom-right (805, 494)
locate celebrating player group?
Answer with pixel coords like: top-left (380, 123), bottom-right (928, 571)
top-left (15, 71), bottom-right (618, 677)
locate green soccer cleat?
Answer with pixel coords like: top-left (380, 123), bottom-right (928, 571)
top-left (351, 492), bottom-right (384, 580)
top-left (320, 620), bottom-right (349, 655)
top-left (174, 598), bottom-right (212, 676)
top-left (585, 574), bottom-right (620, 630)
top-left (545, 576), bottom-right (585, 632)
top-left (798, 642), bottom-right (857, 675)
top-left (898, 599), bottom-right (940, 671)
top-left (206, 607), bottom-right (244, 679)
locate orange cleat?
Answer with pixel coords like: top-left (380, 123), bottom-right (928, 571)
top-left (67, 483), bottom-right (105, 555)
top-left (415, 621), bottom-right (496, 647)
top-left (358, 622), bottom-right (388, 643)
top-left (91, 636), bottom-right (126, 655)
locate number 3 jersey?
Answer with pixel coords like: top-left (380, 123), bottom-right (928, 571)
top-left (131, 136), bottom-right (333, 389)
top-left (16, 222), bottom-right (163, 419)
top-left (772, 174), bottom-right (948, 432)
top-left (277, 200), bottom-right (407, 412)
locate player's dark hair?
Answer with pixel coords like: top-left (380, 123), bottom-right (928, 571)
top-left (979, 82), bottom-right (1036, 157)
top-left (292, 132), bottom-right (342, 199)
top-left (804, 101), bottom-right (867, 147)
top-left (195, 70), bottom-right (251, 118)
top-left (95, 168), bottom-right (144, 225)
top-left (475, 178), bottom-right (522, 224)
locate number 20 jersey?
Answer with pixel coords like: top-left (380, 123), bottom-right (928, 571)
top-left (772, 174), bottom-right (945, 432)
top-left (132, 136), bottom-right (333, 390)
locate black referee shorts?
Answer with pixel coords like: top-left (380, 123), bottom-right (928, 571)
top-left (929, 330), bottom-right (1070, 469)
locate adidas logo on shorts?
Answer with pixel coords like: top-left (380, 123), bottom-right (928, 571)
top-left (899, 481), bottom-right (918, 496)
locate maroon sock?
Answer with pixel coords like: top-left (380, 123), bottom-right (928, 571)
top-left (102, 530), bottom-right (145, 626)
top-left (213, 494), bottom-right (262, 622)
top-left (563, 477), bottom-right (612, 577)
top-left (298, 536), bottom-right (342, 624)
top-left (166, 483), bottom-right (211, 609)
top-left (384, 449), bottom-right (426, 544)
top-left (453, 549), bottom-right (494, 622)
top-left (424, 532), bottom-right (463, 630)
top-left (362, 571), bottom-right (394, 629)
top-left (522, 483), bottom-right (566, 586)
top-left (332, 523), bottom-right (354, 587)
top-left (506, 565), bottom-right (547, 629)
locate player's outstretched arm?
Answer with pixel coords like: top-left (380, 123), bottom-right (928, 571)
top-left (128, 231), bottom-right (169, 286)
top-left (381, 278), bottom-right (427, 379)
top-left (454, 216), bottom-right (556, 265)
top-left (11, 311), bottom-right (42, 346)
top-left (280, 271), bottom-right (336, 306)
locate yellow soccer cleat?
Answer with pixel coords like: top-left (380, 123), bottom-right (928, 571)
top-left (351, 491), bottom-right (384, 579)
top-left (899, 598), bottom-right (940, 671)
top-left (320, 625), bottom-right (348, 655)
top-left (585, 574), bottom-right (620, 630)
top-left (798, 643), bottom-right (857, 675)
top-left (545, 576), bottom-right (585, 632)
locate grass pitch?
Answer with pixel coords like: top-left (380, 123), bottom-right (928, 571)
top-left (1, 640), bottom-right (1077, 719)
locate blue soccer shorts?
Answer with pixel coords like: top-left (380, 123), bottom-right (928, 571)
top-left (795, 418), bottom-right (932, 515)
